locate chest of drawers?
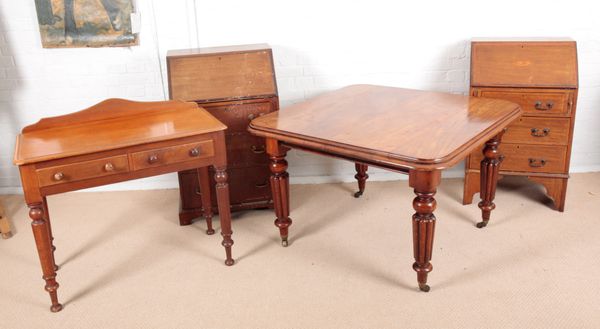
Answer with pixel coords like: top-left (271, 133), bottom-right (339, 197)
top-left (463, 38), bottom-right (578, 211)
top-left (167, 44), bottom-right (278, 224)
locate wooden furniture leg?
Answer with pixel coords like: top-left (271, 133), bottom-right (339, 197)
top-left (266, 139), bottom-right (292, 247)
top-left (197, 167), bottom-right (215, 235)
top-left (0, 203), bottom-right (12, 239)
top-left (477, 131), bottom-right (505, 228)
top-left (409, 170), bottom-right (441, 292)
top-left (528, 176), bottom-right (568, 212)
top-left (28, 204), bottom-right (62, 312)
top-left (353, 163), bottom-right (369, 198)
top-left (213, 166), bottom-right (235, 266)
top-left (42, 197), bottom-right (58, 270)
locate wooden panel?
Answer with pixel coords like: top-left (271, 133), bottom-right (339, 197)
top-left (203, 101), bottom-right (274, 133)
top-left (37, 155), bottom-right (129, 187)
top-left (168, 49), bottom-right (276, 101)
top-left (131, 140), bottom-right (214, 170)
top-left (469, 144), bottom-right (567, 173)
top-left (504, 116), bottom-right (570, 145)
top-left (476, 88), bottom-right (571, 117)
top-left (471, 41), bottom-right (578, 88)
top-left (226, 133), bottom-right (269, 167)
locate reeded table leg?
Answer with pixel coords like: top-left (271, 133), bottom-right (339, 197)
top-left (28, 204), bottom-right (63, 312)
top-left (197, 167), bottom-right (215, 235)
top-left (353, 163), bottom-right (369, 198)
top-left (266, 139), bottom-right (292, 247)
top-left (42, 197), bottom-right (58, 271)
top-left (477, 131), bottom-right (505, 228)
top-left (213, 166), bottom-right (234, 266)
top-left (409, 170), bottom-right (441, 292)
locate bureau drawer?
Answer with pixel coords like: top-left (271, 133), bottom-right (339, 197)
top-left (475, 88), bottom-right (572, 117)
top-left (469, 144), bottom-right (567, 173)
top-left (504, 117), bottom-right (570, 145)
top-left (203, 101), bottom-right (274, 133)
top-left (223, 165), bottom-right (272, 204)
top-left (225, 133), bottom-right (269, 167)
top-left (37, 155), bottom-right (129, 187)
top-left (131, 140), bottom-right (214, 170)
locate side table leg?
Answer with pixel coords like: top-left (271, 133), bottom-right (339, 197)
top-left (477, 131), bottom-right (505, 228)
top-left (197, 167), bottom-right (215, 235)
top-left (213, 166), bottom-right (234, 266)
top-left (266, 139), bottom-right (292, 247)
top-left (409, 170), bottom-right (441, 292)
top-left (353, 163), bottom-right (369, 198)
top-left (29, 204), bottom-right (63, 312)
top-left (42, 197), bottom-right (59, 270)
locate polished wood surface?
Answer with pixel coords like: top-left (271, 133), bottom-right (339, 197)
top-left (250, 84), bottom-right (521, 170)
top-left (249, 85), bottom-right (521, 292)
top-left (168, 45), bottom-right (278, 220)
top-left (464, 39), bottom-right (578, 212)
top-left (14, 99), bottom-right (235, 312)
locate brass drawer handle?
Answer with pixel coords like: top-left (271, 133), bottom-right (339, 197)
top-left (534, 101), bottom-right (554, 111)
top-left (148, 154), bottom-right (159, 164)
top-left (251, 145), bottom-right (266, 154)
top-left (255, 181), bottom-right (268, 188)
top-left (104, 163), bottom-right (115, 172)
top-left (528, 158), bottom-right (547, 168)
top-left (189, 148), bottom-right (200, 157)
top-left (530, 128), bottom-right (550, 137)
top-left (248, 113), bottom-right (256, 120)
top-left (53, 172), bottom-right (65, 181)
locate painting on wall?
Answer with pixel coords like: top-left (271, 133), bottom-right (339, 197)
top-left (34, 0), bottom-right (138, 48)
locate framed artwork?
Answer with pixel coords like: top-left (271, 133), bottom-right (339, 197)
top-left (34, 0), bottom-right (138, 48)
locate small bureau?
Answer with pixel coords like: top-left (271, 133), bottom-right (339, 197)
top-left (463, 38), bottom-right (578, 212)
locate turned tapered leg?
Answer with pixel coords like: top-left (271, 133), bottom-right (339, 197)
top-left (266, 139), bottom-right (292, 247)
top-left (213, 166), bottom-right (234, 266)
top-left (42, 197), bottom-right (58, 271)
top-left (353, 163), bottom-right (369, 198)
top-left (409, 170), bottom-right (441, 292)
top-left (477, 131), bottom-right (505, 228)
top-left (29, 204), bottom-right (63, 312)
top-left (197, 167), bottom-right (215, 235)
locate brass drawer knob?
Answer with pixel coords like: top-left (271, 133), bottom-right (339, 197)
top-left (534, 101), bottom-right (554, 111)
top-left (530, 128), bottom-right (550, 137)
top-left (104, 163), bottom-right (115, 172)
top-left (189, 148), bottom-right (200, 157)
top-left (53, 172), bottom-right (64, 181)
top-left (528, 158), bottom-right (547, 168)
top-left (148, 154), bottom-right (159, 164)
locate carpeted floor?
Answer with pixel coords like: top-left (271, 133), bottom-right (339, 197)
top-left (1, 173), bottom-right (599, 329)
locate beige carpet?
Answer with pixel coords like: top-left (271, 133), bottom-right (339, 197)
top-left (1, 173), bottom-right (599, 329)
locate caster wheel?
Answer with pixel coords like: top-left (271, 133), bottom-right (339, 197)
top-left (419, 284), bottom-right (430, 292)
top-left (476, 221), bottom-right (488, 229)
top-left (353, 191), bottom-right (363, 198)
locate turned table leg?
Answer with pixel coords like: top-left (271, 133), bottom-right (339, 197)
top-left (353, 163), bottom-right (369, 198)
top-left (477, 131), bottom-right (505, 228)
top-left (197, 167), bottom-right (215, 235)
top-left (42, 197), bottom-right (58, 271)
top-left (409, 170), bottom-right (441, 292)
top-left (29, 204), bottom-right (63, 312)
top-left (266, 139), bottom-right (292, 247)
top-left (213, 166), bottom-right (234, 266)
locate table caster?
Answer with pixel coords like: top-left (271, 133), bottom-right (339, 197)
top-left (476, 221), bottom-right (488, 228)
top-left (419, 284), bottom-right (430, 292)
top-left (353, 191), bottom-right (363, 198)
top-left (281, 238), bottom-right (289, 247)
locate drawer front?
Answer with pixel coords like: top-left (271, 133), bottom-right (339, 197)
top-left (132, 140), bottom-right (214, 170)
top-left (225, 133), bottom-right (269, 167)
top-left (37, 155), bottom-right (129, 187)
top-left (469, 144), bottom-right (567, 173)
top-left (504, 117), bottom-right (570, 145)
top-left (211, 165), bottom-right (272, 206)
top-left (203, 101), bottom-right (274, 133)
top-left (476, 88), bottom-right (572, 116)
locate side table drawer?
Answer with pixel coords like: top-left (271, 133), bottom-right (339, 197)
top-left (476, 88), bottom-right (572, 117)
top-left (132, 140), bottom-right (214, 170)
top-left (504, 117), bottom-right (570, 145)
top-left (37, 155), bottom-right (129, 187)
top-left (469, 144), bottom-right (568, 173)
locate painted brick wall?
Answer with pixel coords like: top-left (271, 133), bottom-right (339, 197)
top-left (1, 0), bottom-right (599, 193)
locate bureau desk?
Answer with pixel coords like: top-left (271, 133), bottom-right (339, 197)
top-left (249, 85), bottom-right (522, 291)
top-left (14, 99), bottom-right (235, 312)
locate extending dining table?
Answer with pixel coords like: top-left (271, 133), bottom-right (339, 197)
top-left (248, 84), bottom-right (522, 291)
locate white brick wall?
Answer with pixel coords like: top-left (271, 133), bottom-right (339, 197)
top-left (1, 0), bottom-right (599, 193)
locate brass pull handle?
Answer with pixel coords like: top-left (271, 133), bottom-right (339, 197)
top-left (255, 181), bottom-right (268, 188)
top-left (195, 188), bottom-right (201, 196)
top-left (189, 148), bottom-right (200, 157)
top-left (104, 163), bottom-right (115, 172)
top-left (534, 101), bottom-right (554, 111)
top-left (53, 172), bottom-right (64, 181)
top-left (148, 154), bottom-right (159, 164)
top-left (530, 128), bottom-right (550, 137)
top-left (250, 145), bottom-right (266, 154)
top-left (528, 158), bottom-right (547, 168)
top-left (248, 113), bottom-right (256, 121)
